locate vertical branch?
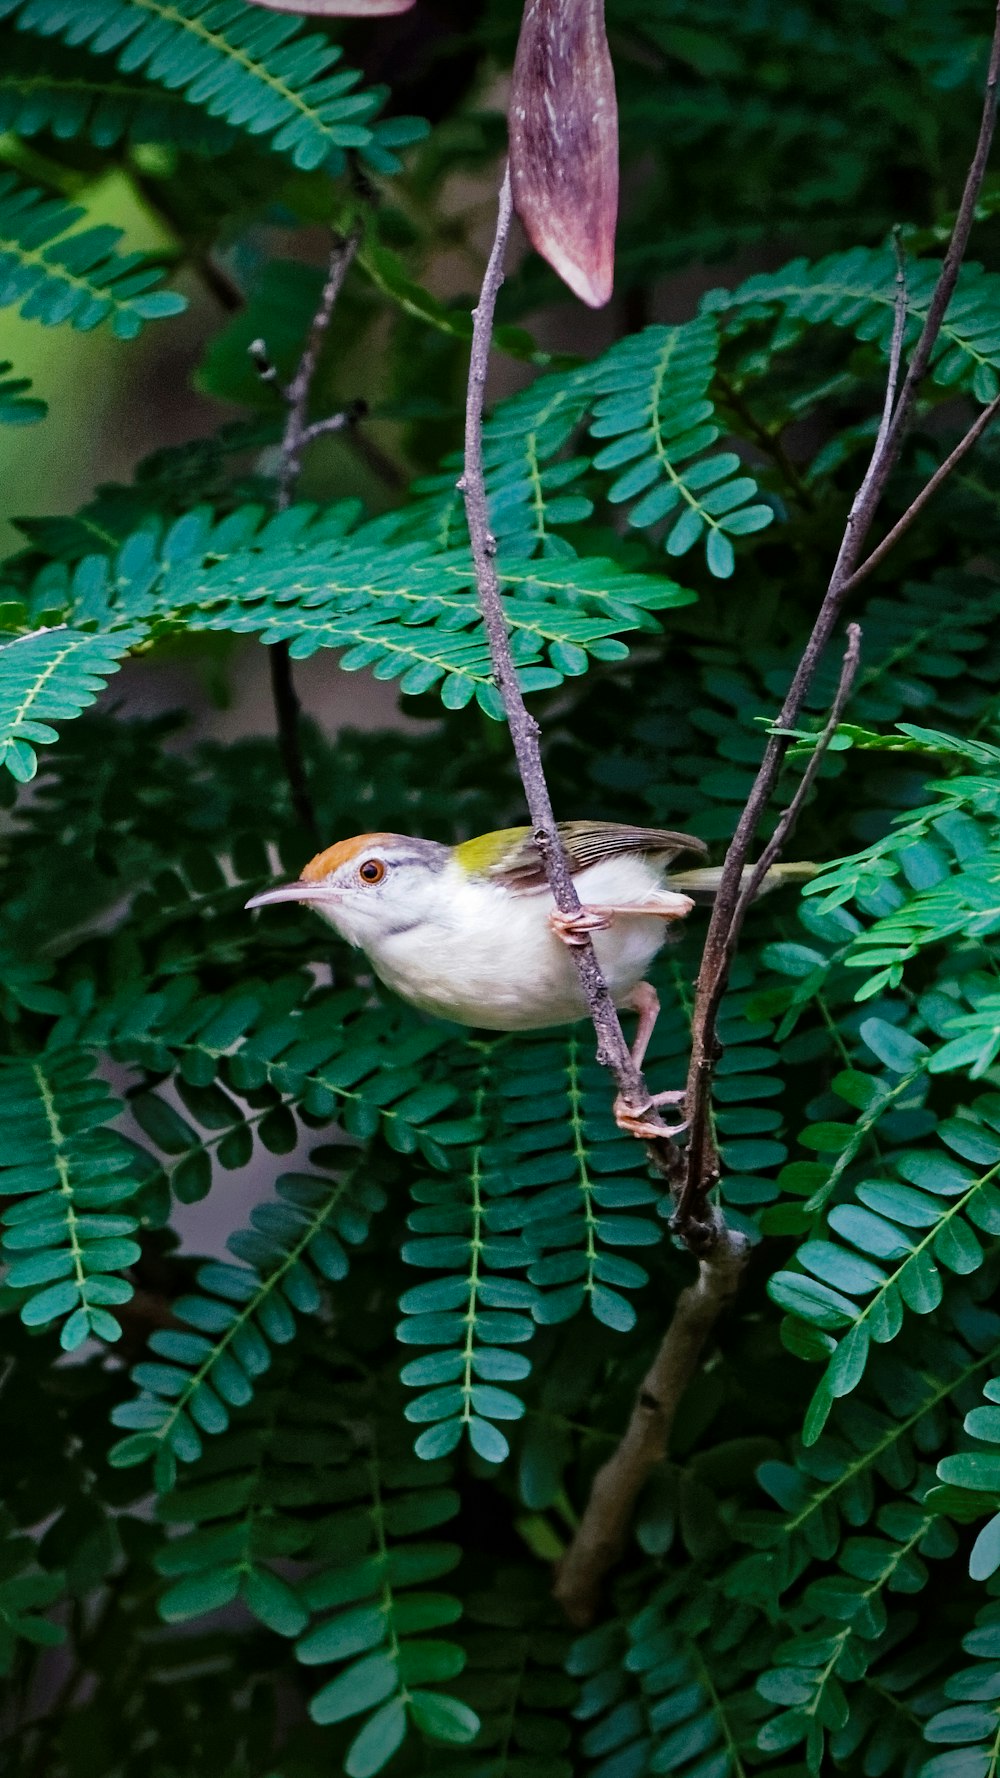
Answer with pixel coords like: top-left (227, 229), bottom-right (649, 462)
top-left (549, 4), bottom-right (1000, 1624)
top-left (459, 164), bottom-right (684, 1168)
top-left (553, 1219), bottom-right (749, 1626)
top-left (680, 5), bottom-right (1000, 1226)
top-left (257, 230), bottom-right (361, 841)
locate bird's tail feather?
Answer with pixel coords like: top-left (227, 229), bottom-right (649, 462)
top-left (666, 860), bottom-right (817, 904)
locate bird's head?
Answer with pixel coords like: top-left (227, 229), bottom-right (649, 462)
top-left (245, 832), bottom-right (452, 948)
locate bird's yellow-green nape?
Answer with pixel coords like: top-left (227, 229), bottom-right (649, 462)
top-left (454, 826), bottom-right (532, 876)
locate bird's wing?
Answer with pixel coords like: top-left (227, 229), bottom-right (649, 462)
top-left (456, 821), bottom-right (707, 893)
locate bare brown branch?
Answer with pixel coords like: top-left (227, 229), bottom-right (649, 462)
top-left (459, 166), bottom-right (687, 1180)
top-left (675, 625), bottom-right (861, 1228)
top-left (554, 1215), bottom-right (750, 1626)
top-left (839, 390), bottom-right (1000, 597)
top-left (256, 230), bottom-right (361, 842)
top-left (680, 5), bottom-right (1000, 1226)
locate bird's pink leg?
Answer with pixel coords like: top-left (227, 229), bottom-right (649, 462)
top-left (549, 903), bottom-right (692, 1139)
top-left (549, 892), bottom-right (694, 947)
top-left (614, 981), bottom-right (687, 1141)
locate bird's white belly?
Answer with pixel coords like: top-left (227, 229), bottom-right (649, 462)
top-left (366, 856), bottom-right (673, 1031)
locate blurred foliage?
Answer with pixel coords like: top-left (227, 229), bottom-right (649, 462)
top-left (3, 3), bottom-right (1000, 1777)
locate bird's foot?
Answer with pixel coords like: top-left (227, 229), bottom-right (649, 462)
top-left (614, 1088), bottom-right (687, 1141)
top-left (550, 906), bottom-right (612, 947)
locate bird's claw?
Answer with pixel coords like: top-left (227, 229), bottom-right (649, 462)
top-left (550, 907), bottom-right (611, 946)
top-left (614, 1089), bottom-right (688, 1142)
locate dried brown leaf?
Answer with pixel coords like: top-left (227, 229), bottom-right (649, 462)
top-left (508, 0), bottom-right (618, 308)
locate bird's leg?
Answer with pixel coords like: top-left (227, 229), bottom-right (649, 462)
top-left (549, 891), bottom-right (694, 947)
top-left (613, 981), bottom-right (688, 1140)
top-left (549, 906), bottom-right (613, 945)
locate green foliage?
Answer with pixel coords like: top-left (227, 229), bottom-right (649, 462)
top-left (0, 358), bottom-right (44, 424)
top-left (0, 0), bottom-right (424, 172)
top-left (587, 317), bottom-right (774, 578)
top-left (6, 3), bottom-right (1000, 1776)
top-left (705, 248), bottom-right (1000, 403)
top-left (0, 172), bottom-right (186, 337)
top-left (0, 1046), bottom-right (144, 1349)
top-left (0, 625), bottom-right (140, 780)
top-left (918, 1603), bottom-right (1000, 1778)
top-left (0, 36), bottom-right (236, 150)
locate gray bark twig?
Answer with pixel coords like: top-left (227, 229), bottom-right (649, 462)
top-left (674, 624), bottom-right (862, 1227)
top-left (838, 389), bottom-right (1000, 597)
top-left (254, 230), bottom-right (361, 842)
top-left (464, 7), bottom-right (1000, 1629)
top-left (553, 1214), bottom-right (749, 1626)
top-left (459, 164), bottom-right (685, 1172)
top-left (680, 5), bottom-right (1000, 1227)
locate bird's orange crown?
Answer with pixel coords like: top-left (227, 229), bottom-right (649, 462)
top-left (300, 833), bottom-right (395, 883)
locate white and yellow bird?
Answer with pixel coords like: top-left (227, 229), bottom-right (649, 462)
top-left (246, 821), bottom-right (811, 1137)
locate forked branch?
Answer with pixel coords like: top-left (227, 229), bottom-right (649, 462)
top-left (464, 4), bottom-right (1000, 1630)
top-left (253, 229), bottom-right (361, 842)
top-left (680, 2), bottom-right (1000, 1227)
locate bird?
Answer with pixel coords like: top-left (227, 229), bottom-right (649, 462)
top-left (245, 821), bottom-right (813, 1140)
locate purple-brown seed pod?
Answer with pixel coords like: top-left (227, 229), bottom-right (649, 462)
top-left (242, 0), bottom-right (415, 14)
top-left (508, 0), bottom-right (619, 309)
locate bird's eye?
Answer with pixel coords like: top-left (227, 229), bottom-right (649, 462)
top-left (358, 858), bottom-right (385, 885)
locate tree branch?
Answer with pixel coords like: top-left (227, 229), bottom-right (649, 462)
top-left (459, 164), bottom-right (686, 1178)
top-left (253, 229), bottom-right (361, 842)
top-left (674, 624), bottom-right (862, 1228)
top-left (466, 9), bottom-right (1000, 1632)
top-left (680, 6), bottom-right (1000, 1226)
top-left (838, 389), bottom-right (1000, 597)
top-left (553, 1213), bottom-right (750, 1626)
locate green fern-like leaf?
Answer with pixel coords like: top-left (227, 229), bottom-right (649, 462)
top-left (918, 1604), bottom-right (1000, 1778)
top-left (570, 1582), bottom-right (767, 1778)
top-left (6, 508), bottom-right (697, 725)
top-left (769, 1037), bottom-right (1000, 1444)
top-left (0, 32), bottom-right (235, 149)
top-left (0, 0), bottom-right (424, 173)
top-left (704, 247), bottom-right (1000, 405)
top-left (448, 1581), bottom-right (574, 1775)
top-left (753, 1506), bottom-right (953, 1773)
top-left (0, 172), bottom-right (186, 337)
top-left (0, 1509), bottom-right (66, 1675)
top-left (109, 1152), bottom-right (385, 1490)
top-left (490, 1032), bottom-right (667, 1330)
top-left (0, 625), bottom-right (140, 781)
top-left (741, 1302), bottom-right (1000, 1600)
top-left (159, 545), bottom-right (696, 718)
top-left (399, 1078), bottom-right (537, 1466)
top-left (588, 316), bottom-right (774, 578)
top-left (935, 1375), bottom-right (1000, 1582)
top-left (0, 358), bottom-right (45, 425)
top-left (295, 1449), bottom-right (478, 1770)
top-left (152, 1377), bottom-right (349, 1638)
top-left (0, 1048), bottom-right (144, 1350)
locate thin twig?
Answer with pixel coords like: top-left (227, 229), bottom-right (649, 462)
top-left (273, 233), bottom-right (360, 514)
top-left (839, 390), bottom-right (1000, 596)
top-left (680, 6), bottom-right (1000, 1226)
top-left (736, 625), bottom-right (862, 919)
top-left (459, 166), bottom-right (685, 1176)
top-left (674, 625), bottom-right (861, 1225)
top-left (553, 1213), bottom-right (750, 1626)
top-left (257, 230), bottom-right (361, 841)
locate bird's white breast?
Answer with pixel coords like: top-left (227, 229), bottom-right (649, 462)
top-left (364, 855), bottom-right (677, 1031)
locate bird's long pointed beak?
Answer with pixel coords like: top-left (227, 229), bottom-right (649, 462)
top-left (245, 882), bottom-right (340, 911)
